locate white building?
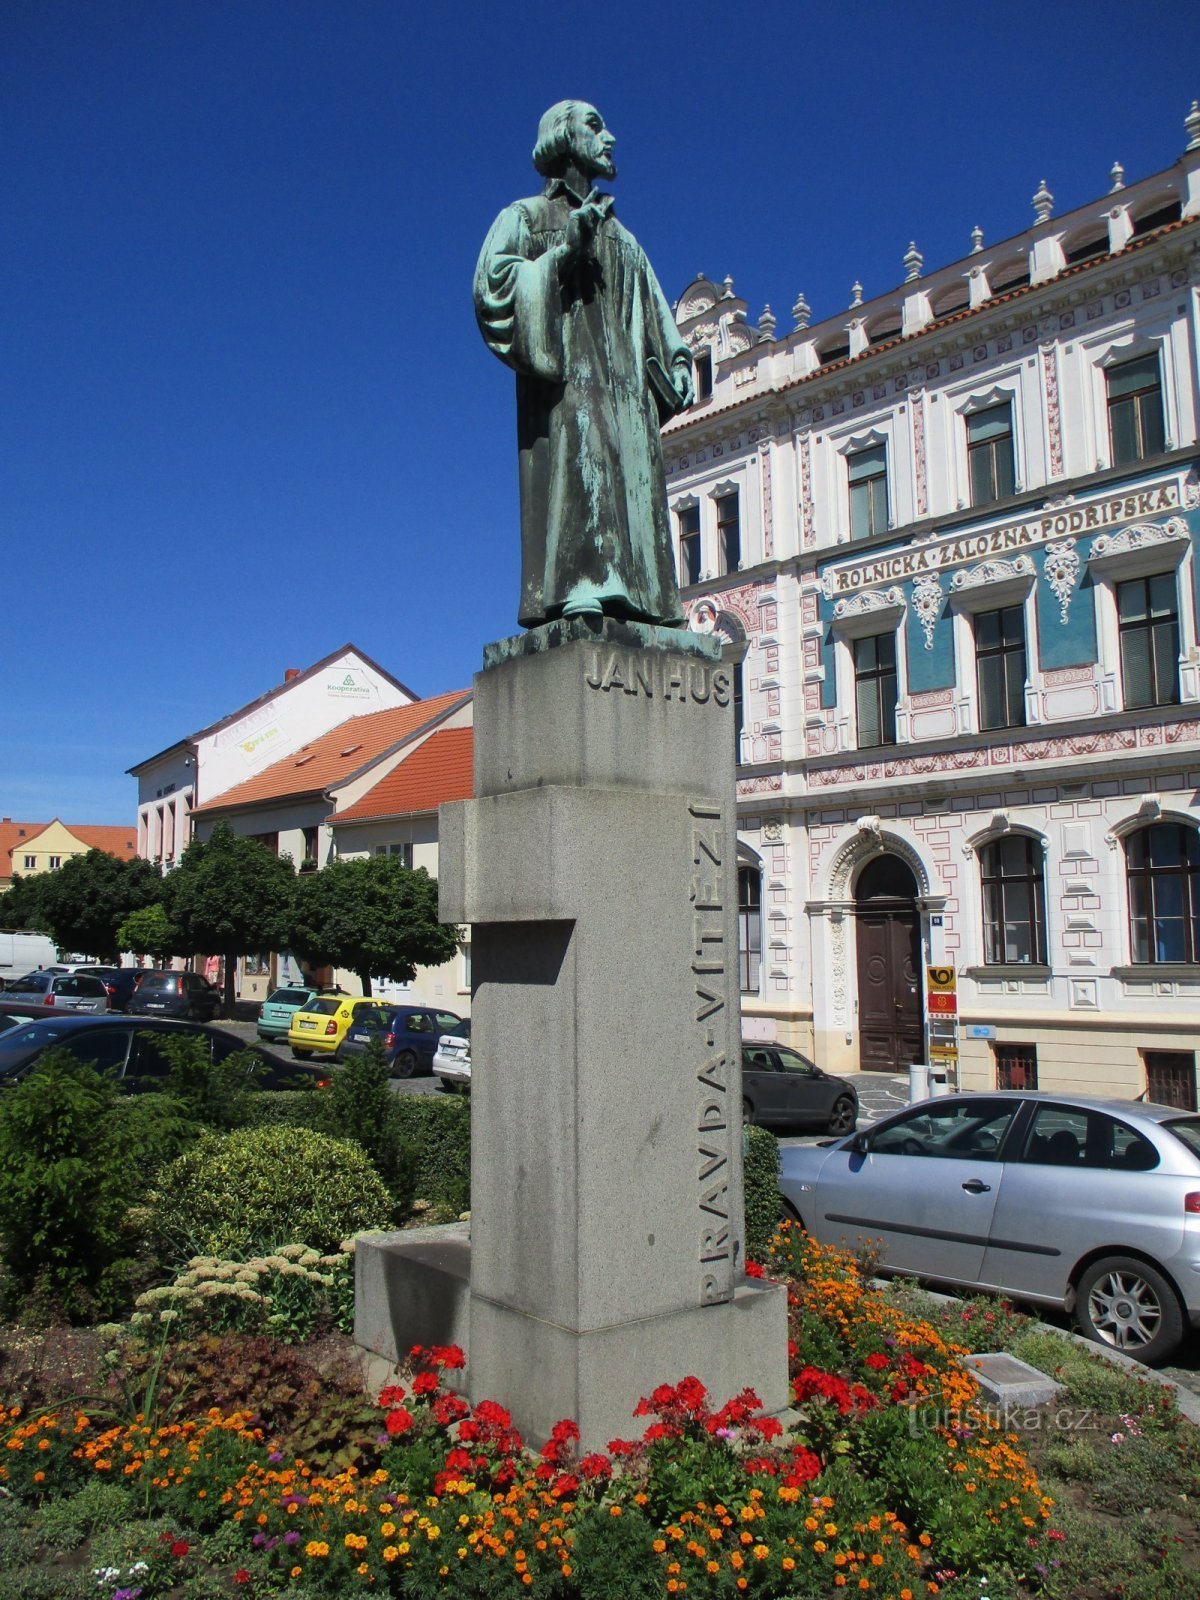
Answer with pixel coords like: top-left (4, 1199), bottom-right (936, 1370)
top-left (128, 644), bottom-right (417, 872)
top-left (665, 103), bottom-right (1200, 1106)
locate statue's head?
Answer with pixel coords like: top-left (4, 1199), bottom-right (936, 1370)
top-left (532, 101), bottom-right (617, 182)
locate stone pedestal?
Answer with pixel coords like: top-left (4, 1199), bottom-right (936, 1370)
top-left (357, 618), bottom-right (787, 1449)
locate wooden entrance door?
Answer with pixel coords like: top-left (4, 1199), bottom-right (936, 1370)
top-left (855, 856), bottom-right (923, 1072)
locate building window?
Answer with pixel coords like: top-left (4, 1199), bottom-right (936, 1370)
top-left (733, 661), bottom-right (745, 764)
top-left (848, 445), bottom-right (888, 539)
top-left (980, 835), bottom-right (1046, 964)
top-left (678, 504), bottom-right (701, 587)
top-left (737, 865), bottom-right (761, 994)
top-left (1145, 1049), bottom-right (1197, 1111)
top-left (854, 633), bottom-right (897, 749)
top-left (22, 855), bottom-right (35, 870)
top-left (967, 403), bottom-right (1015, 505)
top-left (716, 492), bottom-right (741, 575)
top-left (694, 350), bottom-right (713, 402)
top-left (375, 843), bottom-right (413, 868)
top-left (975, 605), bottom-right (1027, 730)
top-left (1118, 572), bottom-right (1179, 709)
top-left (301, 826), bottom-right (320, 868)
top-left (1126, 822), bottom-right (1200, 964)
top-left (47, 856), bottom-right (61, 871)
top-left (1107, 353), bottom-right (1165, 466)
top-left (995, 1042), bottom-right (1038, 1091)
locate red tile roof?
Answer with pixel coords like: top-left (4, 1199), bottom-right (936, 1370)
top-left (333, 727), bottom-right (474, 824)
top-left (0, 818), bottom-right (137, 873)
top-left (191, 690), bottom-right (471, 816)
top-left (68, 825), bottom-right (137, 858)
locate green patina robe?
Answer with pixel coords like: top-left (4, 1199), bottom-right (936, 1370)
top-left (474, 180), bottom-right (690, 629)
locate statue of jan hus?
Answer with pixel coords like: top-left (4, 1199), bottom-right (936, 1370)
top-left (474, 100), bottom-right (695, 629)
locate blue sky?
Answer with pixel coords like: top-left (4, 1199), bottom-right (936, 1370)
top-left (3, 0), bottom-right (1196, 823)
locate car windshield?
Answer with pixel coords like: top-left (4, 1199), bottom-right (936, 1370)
top-left (1164, 1118), bottom-right (1200, 1160)
top-left (267, 988), bottom-right (311, 1004)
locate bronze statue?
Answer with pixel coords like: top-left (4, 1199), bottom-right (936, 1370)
top-left (475, 101), bottom-right (694, 629)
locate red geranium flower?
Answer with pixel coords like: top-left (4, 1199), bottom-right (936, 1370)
top-left (171, 1540), bottom-right (190, 1558)
top-left (411, 1371), bottom-right (439, 1395)
top-left (385, 1406), bottom-right (414, 1435)
top-left (865, 1352), bottom-right (890, 1371)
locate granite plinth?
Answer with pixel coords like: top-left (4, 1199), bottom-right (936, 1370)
top-left (357, 630), bottom-right (788, 1450)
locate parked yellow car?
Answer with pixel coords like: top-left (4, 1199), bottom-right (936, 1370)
top-left (287, 993), bottom-right (386, 1059)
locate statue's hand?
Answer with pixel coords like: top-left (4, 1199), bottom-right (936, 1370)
top-left (564, 200), bottom-right (603, 262)
top-left (671, 361), bottom-right (695, 409)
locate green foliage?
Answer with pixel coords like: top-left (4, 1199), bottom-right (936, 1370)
top-left (106, 1092), bottom-right (204, 1190)
top-left (0, 871), bottom-right (53, 935)
top-left (135, 1242), bottom-right (355, 1342)
top-left (164, 822), bottom-right (296, 1010)
top-left (244, 1088), bottom-right (325, 1129)
top-left (288, 853), bottom-right (459, 995)
top-left (314, 1040), bottom-right (419, 1208)
top-left (1012, 1328), bottom-right (1180, 1422)
top-left (33, 850), bottom-right (163, 963)
top-left (0, 1050), bottom-right (139, 1320)
top-left (116, 901), bottom-right (180, 962)
top-left (389, 1091), bottom-right (471, 1213)
top-left (34, 1478), bottom-right (134, 1551)
top-left (152, 1030), bottom-right (265, 1131)
top-left (571, 1501), bottom-right (661, 1600)
top-left (743, 1122), bottom-right (779, 1261)
top-left (146, 1123), bottom-right (393, 1260)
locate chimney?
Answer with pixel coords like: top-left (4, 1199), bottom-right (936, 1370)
top-left (284, 667), bottom-right (301, 682)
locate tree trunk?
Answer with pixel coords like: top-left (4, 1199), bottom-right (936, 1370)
top-left (224, 956), bottom-right (237, 1016)
top-left (360, 971), bottom-right (372, 998)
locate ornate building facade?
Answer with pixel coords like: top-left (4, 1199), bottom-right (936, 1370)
top-left (665, 104), bottom-right (1200, 1103)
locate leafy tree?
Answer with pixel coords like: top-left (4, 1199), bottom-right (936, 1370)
top-left (117, 902), bottom-right (180, 965)
top-left (0, 1049), bottom-right (136, 1320)
top-left (0, 872), bottom-right (54, 935)
top-left (34, 851), bottom-right (163, 961)
top-left (289, 854), bottom-right (458, 997)
top-left (164, 823), bottom-right (295, 1012)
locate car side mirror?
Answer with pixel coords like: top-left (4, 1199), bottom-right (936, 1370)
top-left (850, 1132), bottom-right (870, 1155)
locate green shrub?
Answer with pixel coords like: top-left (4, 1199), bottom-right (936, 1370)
top-left (390, 1092), bottom-right (471, 1213)
top-left (146, 1124), bottom-right (393, 1260)
top-left (0, 1050), bottom-right (137, 1320)
top-left (244, 1088), bottom-right (325, 1130)
top-left (743, 1123), bottom-right (779, 1261)
top-left (153, 1030), bottom-right (265, 1130)
top-left (106, 1092), bottom-right (203, 1192)
top-left (136, 1241), bottom-right (355, 1340)
top-left (314, 1042), bottom-right (419, 1210)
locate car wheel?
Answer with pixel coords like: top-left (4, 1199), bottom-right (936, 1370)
top-left (826, 1095), bottom-right (857, 1136)
top-left (742, 1095), bottom-right (754, 1123)
top-left (1075, 1255), bottom-right (1184, 1364)
top-left (291, 1048), bottom-right (313, 1061)
top-left (779, 1196), bottom-right (804, 1228)
top-left (391, 1049), bottom-right (419, 1079)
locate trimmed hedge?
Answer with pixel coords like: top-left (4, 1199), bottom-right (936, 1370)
top-left (743, 1123), bottom-right (780, 1262)
top-left (246, 1089), bottom-right (471, 1215)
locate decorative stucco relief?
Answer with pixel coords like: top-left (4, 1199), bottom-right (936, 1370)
top-left (912, 573), bottom-right (943, 649)
top-left (1042, 344), bottom-right (1064, 477)
top-left (832, 586), bottom-right (905, 622)
top-left (1091, 515), bottom-right (1189, 561)
top-left (951, 555), bottom-right (1035, 594)
top-left (1043, 541), bottom-right (1080, 624)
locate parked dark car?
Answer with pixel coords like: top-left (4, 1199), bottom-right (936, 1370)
top-left (74, 966), bottom-right (148, 1013)
top-left (3, 971), bottom-right (110, 1012)
top-left (128, 970), bottom-right (223, 1021)
top-left (339, 1005), bottom-right (465, 1077)
top-left (741, 1042), bottom-right (858, 1133)
top-left (0, 1015), bottom-right (331, 1091)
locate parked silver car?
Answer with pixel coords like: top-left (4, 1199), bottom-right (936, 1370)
top-left (3, 971), bottom-right (109, 1013)
top-left (778, 1091), bottom-right (1200, 1364)
top-left (433, 1023), bottom-right (471, 1091)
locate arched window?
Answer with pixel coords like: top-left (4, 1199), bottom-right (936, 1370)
top-left (1126, 822), bottom-right (1200, 964)
top-left (980, 835), bottom-right (1046, 964)
top-left (737, 864), bottom-right (761, 994)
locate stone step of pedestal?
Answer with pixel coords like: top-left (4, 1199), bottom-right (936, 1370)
top-left (965, 1351), bottom-right (1066, 1408)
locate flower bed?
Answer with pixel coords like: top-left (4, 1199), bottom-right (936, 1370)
top-left (1, 1229), bottom-right (1070, 1598)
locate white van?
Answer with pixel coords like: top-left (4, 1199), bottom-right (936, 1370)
top-left (0, 930), bottom-right (61, 982)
